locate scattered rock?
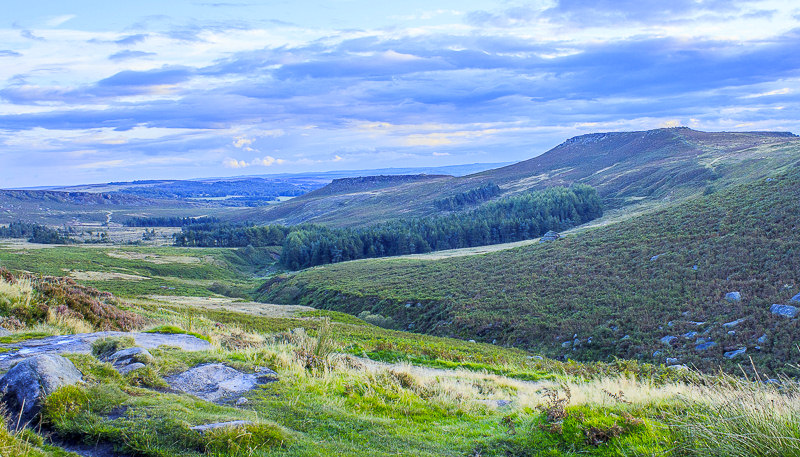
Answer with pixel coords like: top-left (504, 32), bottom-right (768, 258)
top-left (695, 341), bottom-right (717, 351)
top-left (236, 397), bottom-right (249, 406)
top-left (666, 357), bottom-right (679, 365)
top-left (692, 265), bottom-right (698, 271)
top-left (0, 354), bottom-right (83, 428)
top-left (620, 335), bottom-right (630, 341)
top-left (468, 339), bottom-right (476, 343)
top-left (117, 362), bottom-right (147, 375)
top-left (724, 347), bottom-right (746, 359)
top-left (771, 304), bottom-right (798, 318)
top-left (166, 363), bottom-right (278, 403)
top-left (791, 293), bottom-right (800, 303)
top-left (668, 364), bottom-right (689, 370)
top-left (191, 421), bottom-right (253, 433)
top-left (652, 351), bottom-right (662, 357)
top-left (561, 341), bottom-right (571, 348)
top-left (757, 334), bottom-right (768, 344)
top-left (495, 399), bottom-right (512, 407)
top-left (727, 331), bottom-right (736, 335)
top-left (539, 231), bottom-right (560, 243)
top-left (650, 254), bottom-right (662, 261)
top-left (683, 331), bottom-right (698, 339)
top-left (725, 292), bottom-right (741, 302)
top-left (722, 318), bottom-right (747, 328)
top-left (660, 336), bottom-right (677, 345)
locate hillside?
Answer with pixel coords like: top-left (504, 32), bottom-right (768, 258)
top-left (260, 163), bottom-right (800, 377)
top-left (249, 127), bottom-right (800, 227)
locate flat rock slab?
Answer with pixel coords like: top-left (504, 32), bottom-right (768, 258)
top-left (191, 420), bottom-right (253, 433)
top-left (0, 331), bottom-right (211, 370)
top-left (166, 363), bottom-right (278, 403)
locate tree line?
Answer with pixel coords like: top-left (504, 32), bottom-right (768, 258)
top-left (0, 221), bottom-right (73, 244)
top-left (174, 185), bottom-right (602, 269)
top-left (433, 182), bottom-right (502, 211)
top-left (124, 216), bottom-right (220, 227)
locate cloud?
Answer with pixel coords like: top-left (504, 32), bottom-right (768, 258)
top-left (223, 157), bottom-right (249, 168)
top-left (45, 15), bottom-right (76, 27)
top-left (0, 50), bottom-right (21, 57)
top-left (252, 156), bottom-right (285, 166)
top-left (20, 30), bottom-right (45, 41)
top-left (115, 34), bottom-right (149, 46)
top-left (108, 50), bottom-right (157, 61)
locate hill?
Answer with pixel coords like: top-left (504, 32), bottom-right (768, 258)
top-left (259, 162), bottom-right (800, 377)
top-left (248, 127), bottom-right (800, 227)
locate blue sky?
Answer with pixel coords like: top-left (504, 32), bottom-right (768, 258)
top-left (2, 0), bottom-right (800, 187)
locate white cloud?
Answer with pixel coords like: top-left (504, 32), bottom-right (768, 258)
top-left (252, 156), bottom-right (285, 166)
top-left (223, 157), bottom-right (249, 168)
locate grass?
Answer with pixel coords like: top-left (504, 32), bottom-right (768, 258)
top-left (261, 165), bottom-right (800, 377)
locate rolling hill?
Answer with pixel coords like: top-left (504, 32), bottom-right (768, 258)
top-left (249, 127), bottom-right (800, 227)
top-left (259, 162), bottom-right (800, 377)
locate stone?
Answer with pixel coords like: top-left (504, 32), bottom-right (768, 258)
top-left (723, 347), bottom-right (746, 359)
top-left (757, 334), bottom-right (768, 344)
top-left (236, 397), bottom-right (249, 406)
top-left (0, 354), bottom-right (82, 428)
top-left (770, 304), bottom-right (798, 318)
top-left (725, 292), bottom-right (741, 302)
top-left (0, 331), bottom-right (212, 371)
top-left (727, 331), bottom-right (736, 335)
top-left (117, 362), bottom-right (146, 375)
top-left (108, 347), bottom-right (153, 365)
top-left (539, 231), bottom-right (560, 243)
top-left (660, 336), bottom-right (677, 345)
top-left (650, 254), bottom-right (661, 261)
top-left (191, 421), bottom-right (253, 433)
top-left (468, 339), bottom-right (476, 343)
top-left (495, 399), bottom-right (512, 407)
top-left (791, 293), bottom-right (800, 303)
top-left (668, 364), bottom-right (689, 370)
top-left (620, 335), bottom-right (630, 341)
top-left (683, 331), bottom-right (698, 339)
top-left (561, 341), bottom-right (571, 348)
top-left (652, 351), bottom-right (662, 357)
top-left (692, 265), bottom-right (698, 271)
top-left (666, 357), bottom-right (679, 365)
top-left (695, 341), bottom-right (717, 351)
top-left (722, 318), bottom-right (747, 328)
top-left (166, 363), bottom-right (278, 403)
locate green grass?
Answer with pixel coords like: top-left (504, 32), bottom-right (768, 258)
top-left (261, 165), bottom-right (800, 377)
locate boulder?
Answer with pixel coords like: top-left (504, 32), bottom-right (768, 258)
top-left (722, 318), bottom-right (747, 328)
top-left (791, 293), bottom-right (800, 303)
top-left (0, 354), bottom-right (82, 428)
top-left (724, 347), bottom-right (746, 359)
top-left (118, 362), bottom-right (147, 375)
top-left (539, 231), bottom-right (560, 243)
top-left (695, 341), bottom-right (717, 351)
top-left (725, 292), bottom-right (741, 302)
top-left (683, 331), bottom-right (698, 339)
top-left (770, 304), bottom-right (798, 318)
top-left (103, 347), bottom-right (154, 374)
top-left (166, 363), bottom-right (278, 403)
top-left (757, 334), bottom-right (768, 344)
top-left (660, 336), bottom-right (677, 345)
top-left (665, 357), bottom-right (679, 365)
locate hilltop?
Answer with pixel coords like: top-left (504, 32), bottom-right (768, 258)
top-left (246, 127), bottom-right (800, 227)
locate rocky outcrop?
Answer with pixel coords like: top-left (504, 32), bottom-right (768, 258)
top-left (166, 363), bottom-right (278, 403)
top-left (539, 231), bottom-right (560, 243)
top-left (0, 331), bottom-right (211, 370)
top-left (725, 292), bottom-right (741, 302)
top-left (102, 347), bottom-right (154, 375)
top-left (0, 354), bottom-right (82, 428)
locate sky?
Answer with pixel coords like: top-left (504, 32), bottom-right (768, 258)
top-left (2, 0), bottom-right (800, 187)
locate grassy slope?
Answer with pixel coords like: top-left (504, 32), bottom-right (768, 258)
top-left (261, 164), bottom-right (800, 376)
top-left (248, 128), bottom-right (800, 227)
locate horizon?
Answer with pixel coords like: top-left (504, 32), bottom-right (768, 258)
top-left (3, 1), bottom-right (800, 187)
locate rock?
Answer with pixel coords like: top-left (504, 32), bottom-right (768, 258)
top-left (723, 318), bottom-right (747, 328)
top-left (695, 341), bottom-right (717, 351)
top-left (791, 293), bottom-right (800, 303)
top-left (0, 328), bottom-right (11, 337)
top-left (696, 337), bottom-right (709, 344)
top-left (495, 399), bottom-right (512, 407)
top-left (236, 397), bottom-right (249, 406)
top-left (660, 336), bottom-right (677, 345)
top-left (667, 321), bottom-right (675, 327)
top-left (0, 354), bottom-right (83, 428)
top-left (692, 265), bottom-right (698, 271)
top-left (620, 335), bottom-right (630, 341)
top-left (770, 304), bottom-right (798, 318)
top-left (468, 339), bottom-right (476, 343)
top-left (166, 363), bottom-right (278, 403)
top-left (757, 334), bottom-right (768, 344)
top-left (117, 362), bottom-right (146, 375)
top-left (723, 347), bottom-right (746, 359)
top-left (191, 420), bottom-right (253, 433)
top-left (688, 321), bottom-right (706, 326)
top-left (727, 331), bottom-right (736, 335)
top-left (683, 331), bottom-right (698, 339)
top-left (0, 331), bottom-right (212, 371)
top-left (561, 341), bottom-right (571, 348)
top-left (539, 231), bottom-right (560, 243)
top-left (653, 351), bottom-right (662, 357)
top-left (666, 357), bottom-right (679, 365)
top-left (725, 292), bottom-right (742, 302)
top-left (107, 347), bottom-right (153, 365)
top-left (650, 254), bottom-right (662, 261)
top-left (668, 364), bottom-right (689, 370)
